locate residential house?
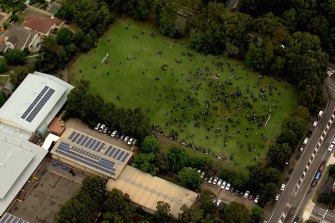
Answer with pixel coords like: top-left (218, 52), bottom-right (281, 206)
top-left (0, 12), bottom-right (11, 27)
top-left (0, 25), bottom-right (41, 52)
top-left (22, 14), bottom-right (63, 36)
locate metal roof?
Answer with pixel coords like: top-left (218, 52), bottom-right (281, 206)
top-left (0, 133), bottom-right (47, 216)
top-left (0, 213), bottom-right (31, 223)
top-left (0, 72), bottom-right (73, 134)
top-left (51, 128), bottom-right (133, 179)
top-left (106, 165), bottom-right (198, 218)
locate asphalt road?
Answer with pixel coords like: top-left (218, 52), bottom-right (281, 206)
top-left (311, 204), bottom-right (335, 222)
top-left (266, 76), bottom-right (335, 223)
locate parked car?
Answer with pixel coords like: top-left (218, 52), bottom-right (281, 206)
top-left (103, 127), bottom-right (108, 134)
top-left (319, 162), bottom-right (325, 172)
top-left (217, 179), bottom-right (223, 187)
top-left (332, 137), bottom-right (335, 144)
top-left (120, 134), bottom-right (125, 140)
top-left (95, 123), bottom-right (101, 131)
top-left (248, 194), bottom-right (253, 200)
top-left (318, 110), bottom-right (324, 117)
top-left (200, 172), bottom-right (205, 179)
top-left (243, 190), bottom-right (250, 199)
top-left (213, 177), bottom-right (218, 185)
top-left (311, 179), bottom-right (318, 187)
top-left (128, 138), bottom-right (134, 145)
top-left (111, 130), bottom-right (117, 137)
top-left (107, 130), bottom-right (112, 135)
top-left (254, 195), bottom-right (259, 203)
top-left (204, 176), bottom-right (209, 181)
top-left (124, 136), bottom-right (129, 142)
top-left (216, 199), bottom-right (222, 207)
top-left (230, 188), bottom-right (234, 193)
top-left (315, 172), bottom-right (322, 180)
top-left (307, 130), bottom-right (312, 137)
top-left (225, 183), bottom-right (231, 191)
top-left (132, 139), bottom-right (137, 145)
top-left (239, 192), bottom-right (244, 197)
top-left (220, 181), bottom-right (226, 189)
top-left (235, 190), bottom-right (239, 195)
top-left (99, 124), bottom-right (105, 132)
top-left (208, 177), bottom-right (213, 184)
top-left (303, 138), bottom-right (309, 145)
top-left (313, 121), bottom-right (318, 127)
top-left (328, 144), bottom-right (334, 152)
top-left (275, 194), bottom-right (280, 201)
top-left (280, 184), bottom-right (286, 191)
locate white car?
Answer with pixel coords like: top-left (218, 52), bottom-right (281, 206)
top-left (124, 136), bottom-right (129, 142)
top-left (280, 184), bottom-right (286, 191)
top-left (208, 177), bottom-right (213, 184)
top-left (225, 183), bottom-right (231, 191)
top-left (318, 110), bottom-right (324, 118)
top-left (254, 195), bottom-right (259, 203)
top-left (221, 181), bottom-right (226, 189)
top-left (303, 138), bottom-right (309, 145)
top-left (99, 124), bottom-right (105, 132)
top-left (328, 144), bottom-right (334, 152)
top-left (111, 130), bottom-right (117, 137)
top-left (200, 172), bottom-right (205, 179)
top-left (95, 123), bottom-right (101, 130)
top-left (216, 199), bottom-right (222, 207)
top-left (275, 193), bottom-right (280, 201)
top-left (217, 179), bottom-right (223, 187)
top-left (313, 121), bottom-right (318, 127)
top-left (128, 138), bottom-right (134, 145)
top-left (332, 137), bottom-right (335, 145)
top-left (213, 177), bottom-right (218, 185)
top-left (243, 190), bottom-right (250, 199)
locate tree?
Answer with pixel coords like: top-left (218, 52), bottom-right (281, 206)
top-left (178, 167), bottom-right (202, 191)
top-left (131, 153), bottom-right (159, 176)
top-left (179, 205), bottom-right (205, 223)
top-left (167, 147), bottom-right (190, 173)
top-left (152, 201), bottom-right (175, 223)
top-left (0, 63), bottom-right (8, 74)
top-left (250, 206), bottom-right (263, 223)
top-left (4, 49), bottom-right (26, 65)
top-left (0, 93), bottom-right (7, 107)
top-left (56, 28), bottom-right (74, 46)
top-left (317, 192), bottom-right (333, 206)
top-left (221, 202), bottom-right (250, 223)
top-left (124, 0), bottom-right (154, 20)
top-left (258, 183), bottom-right (276, 206)
top-left (140, 136), bottom-right (160, 154)
top-left (276, 129), bottom-right (298, 148)
top-left (198, 190), bottom-right (217, 215)
top-left (266, 143), bottom-right (292, 170)
top-left (329, 164), bottom-right (335, 178)
top-left (103, 189), bottom-right (136, 222)
top-left (35, 38), bottom-right (69, 72)
top-left (10, 66), bottom-right (30, 88)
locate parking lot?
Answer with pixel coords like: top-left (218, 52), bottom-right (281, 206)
top-left (65, 118), bottom-right (135, 152)
top-left (201, 181), bottom-right (256, 210)
top-left (8, 158), bottom-right (86, 223)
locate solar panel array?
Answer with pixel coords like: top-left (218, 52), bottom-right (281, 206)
top-left (20, 86), bottom-right (55, 123)
top-left (68, 131), bottom-right (105, 152)
top-left (0, 213), bottom-right (30, 223)
top-left (104, 145), bottom-right (130, 163)
top-left (55, 142), bottom-right (116, 175)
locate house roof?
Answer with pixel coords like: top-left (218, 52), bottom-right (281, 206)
top-left (0, 72), bottom-right (74, 133)
top-left (23, 14), bottom-right (63, 34)
top-left (0, 133), bottom-right (47, 216)
top-left (106, 165), bottom-right (198, 218)
top-left (6, 25), bottom-right (38, 50)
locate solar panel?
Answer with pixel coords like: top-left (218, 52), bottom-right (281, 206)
top-left (21, 86), bottom-right (49, 120)
top-left (72, 133), bottom-right (80, 142)
top-left (121, 153), bottom-right (130, 162)
top-left (93, 141), bottom-right (101, 150)
top-left (77, 135), bottom-right (85, 144)
top-left (116, 151), bottom-right (125, 161)
top-left (104, 146), bottom-right (112, 155)
top-left (113, 149), bottom-right (121, 158)
top-left (81, 136), bottom-right (88, 145)
top-left (69, 131), bottom-right (76, 140)
top-left (97, 143), bottom-right (105, 152)
top-left (108, 147), bottom-right (116, 156)
top-left (26, 88), bottom-right (55, 122)
top-left (89, 139), bottom-right (97, 149)
top-left (12, 218), bottom-right (18, 223)
top-left (85, 138), bottom-right (92, 147)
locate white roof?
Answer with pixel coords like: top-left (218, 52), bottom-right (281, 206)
top-left (0, 133), bottom-right (47, 215)
top-left (42, 133), bottom-right (59, 150)
top-left (0, 72), bottom-right (74, 133)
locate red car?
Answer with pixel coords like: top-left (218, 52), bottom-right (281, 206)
top-left (319, 162), bottom-right (326, 172)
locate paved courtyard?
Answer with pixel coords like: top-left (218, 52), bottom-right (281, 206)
top-left (9, 158), bottom-right (86, 223)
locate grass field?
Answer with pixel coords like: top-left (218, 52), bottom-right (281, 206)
top-left (69, 17), bottom-right (298, 168)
